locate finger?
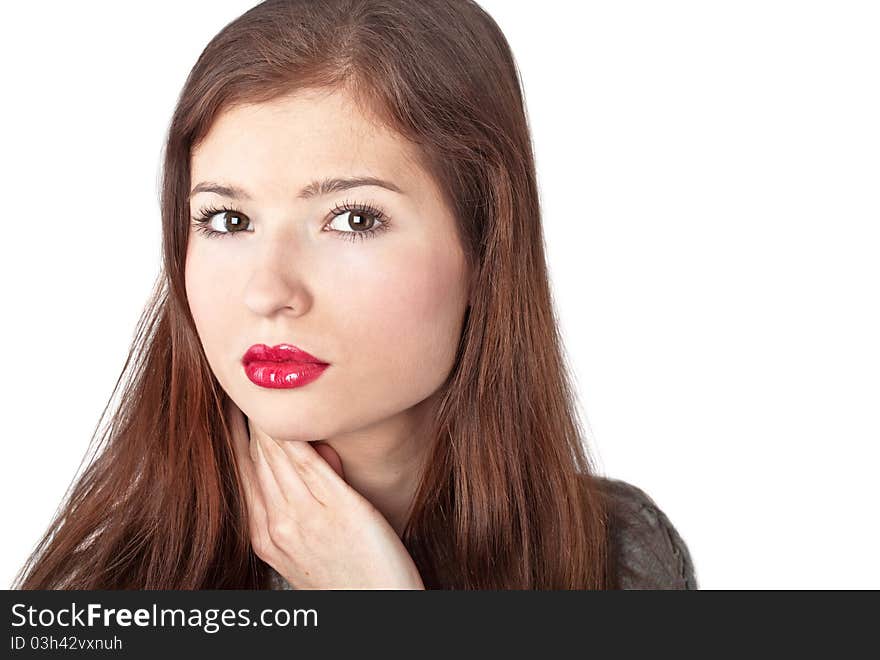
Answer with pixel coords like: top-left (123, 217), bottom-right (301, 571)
top-left (255, 430), bottom-right (322, 506)
top-left (277, 439), bottom-right (350, 502)
top-left (250, 432), bottom-right (290, 510)
top-left (224, 399), bottom-right (274, 553)
top-left (313, 441), bottom-right (345, 480)
top-left (225, 398), bottom-right (263, 507)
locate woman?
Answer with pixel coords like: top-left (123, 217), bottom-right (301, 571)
top-left (14, 0), bottom-right (696, 590)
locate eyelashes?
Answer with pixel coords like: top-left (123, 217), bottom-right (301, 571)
top-left (189, 199), bottom-right (392, 243)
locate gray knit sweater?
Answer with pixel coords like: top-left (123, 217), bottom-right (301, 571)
top-left (600, 476), bottom-right (698, 589)
top-left (268, 476), bottom-right (698, 590)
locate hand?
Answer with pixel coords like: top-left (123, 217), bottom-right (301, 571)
top-left (225, 398), bottom-right (425, 590)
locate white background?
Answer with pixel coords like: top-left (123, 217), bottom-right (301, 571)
top-left (1, 1), bottom-right (877, 589)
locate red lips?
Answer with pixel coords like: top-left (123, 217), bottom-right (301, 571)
top-left (241, 343), bottom-right (328, 366)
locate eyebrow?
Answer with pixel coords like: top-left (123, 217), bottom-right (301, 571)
top-left (188, 176), bottom-right (404, 201)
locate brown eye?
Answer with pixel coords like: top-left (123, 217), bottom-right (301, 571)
top-left (192, 206), bottom-right (255, 238)
top-left (213, 210), bottom-right (251, 233)
top-left (323, 202), bottom-right (392, 243)
top-left (327, 210), bottom-right (381, 233)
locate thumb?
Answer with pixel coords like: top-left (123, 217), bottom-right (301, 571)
top-left (312, 441), bottom-right (345, 480)
top-left (245, 415), bottom-right (272, 463)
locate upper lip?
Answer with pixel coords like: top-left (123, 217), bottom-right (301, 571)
top-left (242, 343), bottom-right (329, 366)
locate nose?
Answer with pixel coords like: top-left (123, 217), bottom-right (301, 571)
top-left (241, 233), bottom-right (314, 318)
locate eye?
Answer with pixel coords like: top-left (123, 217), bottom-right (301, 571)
top-left (323, 201), bottom-right (392, 243)
top-left (190, 200), bottom-right (393, 242)
top-left (190, 206), bottom-right (253, 239)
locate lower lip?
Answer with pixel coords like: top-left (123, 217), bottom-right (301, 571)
top-left (243, 361), bottom-right (329, 389)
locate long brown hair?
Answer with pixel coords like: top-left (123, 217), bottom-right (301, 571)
top-left (15, 0), bottom-right (612, 589)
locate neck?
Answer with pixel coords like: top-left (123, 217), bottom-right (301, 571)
top-left (320, 391), bottom-right (440, 536)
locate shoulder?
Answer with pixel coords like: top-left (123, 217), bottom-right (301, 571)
top-left (268, 567), bottom-right (293, 590)
top-left (268, 476), bottom-right (699, 591)
top-left (594, 476), bottom-right (699, 590)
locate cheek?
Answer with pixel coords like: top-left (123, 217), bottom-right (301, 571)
top-left (338, 241), bottom-right (468, 377)
top-left (184, 249), bottom-right (229, 361)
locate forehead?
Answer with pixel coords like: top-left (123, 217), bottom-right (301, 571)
top-left (190, 88), bottom-right (423, 189)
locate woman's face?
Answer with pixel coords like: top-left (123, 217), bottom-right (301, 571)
top-left (185, 88), bottom-right (470, 442)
